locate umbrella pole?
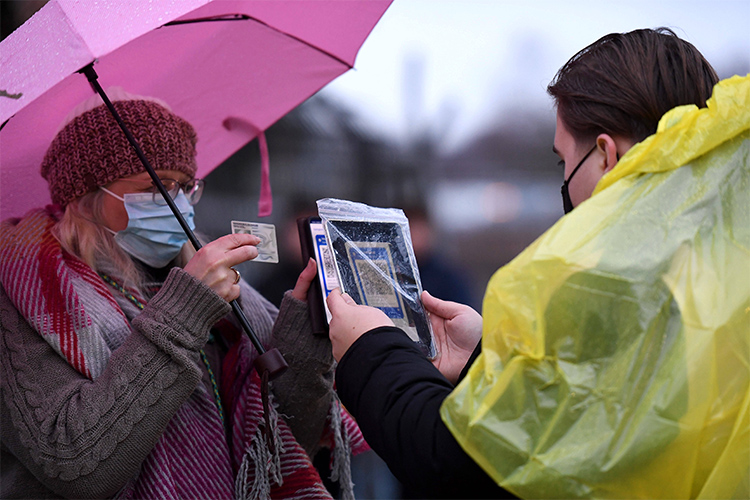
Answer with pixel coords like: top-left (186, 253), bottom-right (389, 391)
top-left (81, 65), bottom-right (288, 380)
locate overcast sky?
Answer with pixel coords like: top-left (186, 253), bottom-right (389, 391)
top-left (321, 0), bottom-right (750, 151)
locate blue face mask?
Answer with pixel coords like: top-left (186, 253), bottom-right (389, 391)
top-left (101, 188), bottom-right (195, 268)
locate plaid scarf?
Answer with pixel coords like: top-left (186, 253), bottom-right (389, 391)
top-left (0, 207), bottom-right (365, 499)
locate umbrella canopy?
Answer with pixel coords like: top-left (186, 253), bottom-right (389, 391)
top-left (0, 0), bottom-right (392, 221)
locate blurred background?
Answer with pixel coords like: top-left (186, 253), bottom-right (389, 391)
top-left (2, 2), bottom-right (748, 496)
top-left (3, 0), bottom-right (748, 310)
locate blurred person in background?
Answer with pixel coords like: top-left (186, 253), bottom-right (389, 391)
top-left (404, 201), bottom-right (477, 309)
top-left (326, 28), bottom-right (748, 499)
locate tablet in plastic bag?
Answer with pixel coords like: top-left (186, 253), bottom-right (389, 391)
top-left (317, 198), bottom-right (436, 358)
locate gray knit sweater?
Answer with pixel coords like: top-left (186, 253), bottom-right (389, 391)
top-left (0, 268), bottom-right (334, 499)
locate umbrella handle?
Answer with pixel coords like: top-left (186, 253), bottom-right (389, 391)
top-left (81, 65), bottom-right (288, 380)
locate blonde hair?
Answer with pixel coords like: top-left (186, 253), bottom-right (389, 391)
top-left (53, 189), bottom-right (197, 298)
top-left (54, 189), bottom-right (146, 292)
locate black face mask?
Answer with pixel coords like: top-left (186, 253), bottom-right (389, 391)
top-left (561, 144), bottom-right (597, 214)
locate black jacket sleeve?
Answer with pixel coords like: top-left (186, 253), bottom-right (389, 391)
top-left (336, 327), bottom-right (515, 499)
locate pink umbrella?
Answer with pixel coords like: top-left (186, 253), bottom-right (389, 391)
top-left (0, 0), bottom-right (392, 221)
top-left (0, 0), bottom-right (392, 375)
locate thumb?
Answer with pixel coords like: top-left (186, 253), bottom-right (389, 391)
top-left (301, 257), bottom-right (317, 280)
top-left (340, 291), bottom-right (356, 305)
top-left (291, 258), bottom-right (317, 301)
top-left (326, 288), bottom-right (349, 313)
top-left (327, 288), bottom-right (358, 312)
top-left (421, 290), bottom-right (459, 319)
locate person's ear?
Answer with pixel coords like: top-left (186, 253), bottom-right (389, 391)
top-left (595, 133), bottom-right (619, 174)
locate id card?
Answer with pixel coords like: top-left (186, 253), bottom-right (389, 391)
top-left (230, 220), bottom-right (279, 263)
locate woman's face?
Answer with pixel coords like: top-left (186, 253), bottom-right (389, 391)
top-left (100, 169), bottom-right (191, 231)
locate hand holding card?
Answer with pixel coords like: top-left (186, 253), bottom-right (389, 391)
top-left (231, 220), bottom-right (279, 263)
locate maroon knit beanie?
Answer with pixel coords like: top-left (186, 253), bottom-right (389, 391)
top-left (41, 99), bottom-right (198, 207)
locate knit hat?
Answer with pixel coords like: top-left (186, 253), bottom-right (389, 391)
top-left (41, 90), bottom-right (198, 207)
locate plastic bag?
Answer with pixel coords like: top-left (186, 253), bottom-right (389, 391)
top-left (441, 75), bottom-right (750, 499)
top-left (317, 198), bottom-right (436, 358)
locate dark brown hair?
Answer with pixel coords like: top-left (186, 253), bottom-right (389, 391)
top-left (548, 28), bottom-right (719, 144)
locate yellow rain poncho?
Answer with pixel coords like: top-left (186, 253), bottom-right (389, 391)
top-left (441, 74), bottom-right (750, 499)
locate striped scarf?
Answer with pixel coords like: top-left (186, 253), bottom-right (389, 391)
top-left (0, 207), bottom-right (364, 499)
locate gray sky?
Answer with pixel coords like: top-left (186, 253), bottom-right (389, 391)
top-left (322, 0), bottom-right (750, 151)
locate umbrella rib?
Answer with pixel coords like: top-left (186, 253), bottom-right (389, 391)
top-left (164, 13), bottom-right (251, 25)
top-left (162, 14), bottom-right (353, 69)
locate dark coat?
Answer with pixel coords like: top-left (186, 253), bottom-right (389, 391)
top-left (336, 327), bottom-right (517, 499)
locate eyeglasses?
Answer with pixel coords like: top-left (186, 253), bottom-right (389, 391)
top-left (155, 178), bottom-right (205, 206)
top-left (114, 177), bottom-right (205, 206)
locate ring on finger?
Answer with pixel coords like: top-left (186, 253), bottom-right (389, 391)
top-left (231, 267), bottom-right (241, 285)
